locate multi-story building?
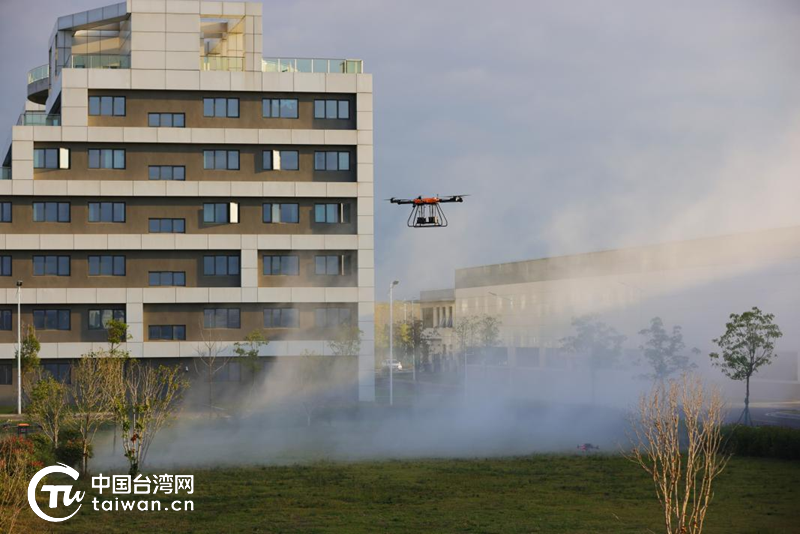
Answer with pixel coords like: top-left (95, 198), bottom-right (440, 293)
top-left (422, 226), bottom-right (800, 403)
top-left (0, 1), bottom-right (376, 404)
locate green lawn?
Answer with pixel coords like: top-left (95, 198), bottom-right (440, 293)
top-left (19, 455), bottom-right (800, 533)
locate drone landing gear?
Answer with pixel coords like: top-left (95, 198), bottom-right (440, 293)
top-left (407, 203), bottom-right (448, 228)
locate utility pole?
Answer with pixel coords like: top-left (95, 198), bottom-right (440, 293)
top-left (16, 280), bottom-right (22, 416)
top-left (389, 280), bottom-right (399, 406)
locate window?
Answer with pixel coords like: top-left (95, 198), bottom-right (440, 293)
top-left (262, 150), bottom-right (298, 171)
top-left (0, 203), bottom-right (10, 222)
top-left (89, 96), bottom-right (125, 116)
top-left (203, 255), bottom-right (240, 276)
top-left (33, 202), bottom-right (70, 223)
top-left (33, 309), bottom-right (71, 330)
top-left (263, 308), bottom-right (299, 328)
top-left (212, 361), bottom-right (241, 382)
top-left (203, 150), bottom-right (239, 170)
top-left (314, 307), bottom-right (352, 328)
top-left (262, 203), bottom-right (299, 223)
top-left (88, 255), bottom-right (125, 276)
top-left (148, 113), bottom-right (186, 128)
top-left (262, 98), bottom-right (298, 118)
top-left (148, 271), bottom-right (186, 286)
top-left (203, 202), bottom-right (238, 224)
top-left (88, 149), bottom-right (125, 169)
top-left (88, 308), bottom-right (125, 330)
top-left (149, 166), bottom-right (185, 180)
top-left (314, 151), bottom-right (351, 171)
top-left (315, 255), bottom-right (351, 275)
top-left (34, 148), bottom-right (69, 169)
top-left (148, 325), bottom-right (186, 341)
top-left (314, 99), bottom-right (350, 120)
top-left (314, 203), bottom-right (351, 224)
top-left (0, 364), bottom-right (11, 385)
top-left (148, 218), bottom-right (185, 233)
top-left (0, 256), bottom-right (10, 277)
top-left (203, 98), bottom-right (239, 118)
top-left (263, 255), bottom-right (299, 276)
top-left (33, 256), bottom-right (70, 276)
top-left (0, 310), bottom-right (11, 331)
top-left (88, 202), bottom-right (125, 223)
top-left (42, 362), bottom-right (71, 383)
top-left (203, 308), bottom-right (240, 329)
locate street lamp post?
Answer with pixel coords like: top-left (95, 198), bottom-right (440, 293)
top-left (388, 280), bottom-right (399, 406)
top-left (16, 281), bottom-right (22, 416)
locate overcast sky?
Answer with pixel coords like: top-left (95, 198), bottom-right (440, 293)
top-left (1, 0), bottom-right (799, 299)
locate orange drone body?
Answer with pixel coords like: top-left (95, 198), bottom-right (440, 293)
top-left (387, 194), bottom-right (467, 228)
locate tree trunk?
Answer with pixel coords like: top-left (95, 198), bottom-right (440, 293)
top-left (744, 375), bottom-right (752, 426)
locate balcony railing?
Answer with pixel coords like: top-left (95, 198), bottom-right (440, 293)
top-left (262, 58), bottom-right (363, 74)
top-left (27, 64), bottom-right (50, 85)
top-left (65, 54), bottom-right (131, 69)
top-left (17, 112), bottom-right (61, 126)
top-left (1, 168), bottom-right (11, 180)
top-left (200, 56), bottom-right (244, 71)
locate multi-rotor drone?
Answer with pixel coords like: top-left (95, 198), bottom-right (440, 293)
top-left (387, 195), bottom-right (467, 228)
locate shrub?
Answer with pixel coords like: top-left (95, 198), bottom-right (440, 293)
top-left (722, 424), bottom-right (800, 460)
top-left (28, 433), bottom-right (55, 467)
top-left (55, 428), bottom-right (90, 469)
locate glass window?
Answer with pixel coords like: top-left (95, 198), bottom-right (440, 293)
top-left (33, 309), bottom-right (70, 330)
top-left (148, 113), bottom-right (160, 127)
top-left (100, 96), bottom-right (113, 116)
top-left (280, 150), bottom-right (298, 170)
top-left (0, 311), bottom-right (11, 331)
top-left (88, 202), bottom-right (125, 223)
top-left (339, 152), bottom-right (350, 171)
top-left (113, 96), bottom-right (125, 116)
top-left (262, 151), bottom-right (272, 170)
top-left (34, 148), bottom-right (60, 169)
top-left (0, 256), bottom-right (11, 277)
top-left (89, 96), bottom-right (100, 116)
top-left (338, 100), bottom-right (350, 119)
top-left (203, 98), bottom-right (214, 117)
top-left (314, 152), bottom-right (325, 171)
top-left (281, 204), bottom-right (298, 223)
top-left (88, 149), bottom-right (125, 169)
top-left (0, 203), bottom-right (10, 223)
top-left (227, 98), bottom-right (239, 118)
top-left (314, 100), bottom-right (325, 119)
top-left (326, 100), bottom-right (337, 119)
top-left (204, 308), bottom-right (240, 328)
top-left (280, 99), bottom-right (297, 118)
top-left (215, 98), bottom-right (226, 117)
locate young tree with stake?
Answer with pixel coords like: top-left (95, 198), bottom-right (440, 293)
top-left (709, 307), bottom-right (782, 426)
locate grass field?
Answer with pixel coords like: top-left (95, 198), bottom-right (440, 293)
top-left (17, 454), bottom-right (800, 533)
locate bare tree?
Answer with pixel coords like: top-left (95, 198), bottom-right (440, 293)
top-left (71, 351), bottom-right (121, 474)
top-left (194, 325), bottom-right (230, 416)
top-left (113, 361), bottom-right (189, 475)
top-left (26, 374), bottom-right (69, 450)
top-left (627, 374), bottom-right (730, 534)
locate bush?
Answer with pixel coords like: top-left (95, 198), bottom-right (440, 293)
top-left (55, 428), bottom-right (90, 469)
top-left (27, 432), bottom-right (55, 466)
top-left (722, 424), bottom-right (800, 460)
